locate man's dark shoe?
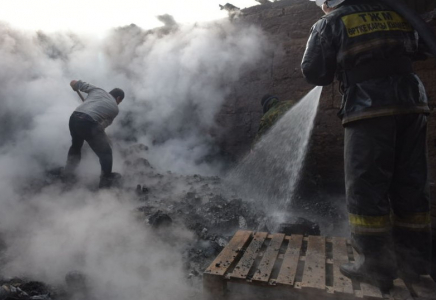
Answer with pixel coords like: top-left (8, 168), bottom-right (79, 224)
top-left (59, 168), bottom-right (78, 185)
top-left (340, 262), bottom-right (394, 293)
top-left (99, 172), bottom-right (122, 189)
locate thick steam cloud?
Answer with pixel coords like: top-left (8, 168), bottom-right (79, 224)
top-left (0, 16), bottom-right (272, 300)
top-left (0, 16), bottom-right (271, 179)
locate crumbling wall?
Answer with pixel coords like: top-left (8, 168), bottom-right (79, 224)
top-left (218, 0), bottom-right (347, 190)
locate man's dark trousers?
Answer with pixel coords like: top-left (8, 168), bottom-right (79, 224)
top-left (344, 113), bottom-right (432, 278)
top-left (65, 112), bottom-right (113, 176)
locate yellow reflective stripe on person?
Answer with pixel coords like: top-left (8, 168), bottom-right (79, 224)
top-left (349, 213), bottom-right (391, 227)
top-left (349, 214), bottom-right (391, 234)
top-left (341, 11), bottom-right (413, 38)
top-left (393, 212), bottom-right (431, 229)
top-left (348, 214), bottom-right (392, 235)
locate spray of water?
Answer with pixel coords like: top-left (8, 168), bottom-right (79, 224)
top-left (226, 86), bottom-right (323, 225)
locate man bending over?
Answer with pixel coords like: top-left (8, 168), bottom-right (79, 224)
top-left (65, 80), bottom-right (125, 188)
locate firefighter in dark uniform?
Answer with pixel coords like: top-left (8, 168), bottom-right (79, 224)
top-left (253, 95), bottom-right (297, 145)
top-left (301, 0), bottom-right (432, 291)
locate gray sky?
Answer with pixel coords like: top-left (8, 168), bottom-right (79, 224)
top-left (1, 0), bottom-right (258, 33)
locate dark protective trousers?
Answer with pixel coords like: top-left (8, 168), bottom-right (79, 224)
top-left (65, 112), bottom-right (113, 176)
top-left (344, 114), bottom-right (432, 276)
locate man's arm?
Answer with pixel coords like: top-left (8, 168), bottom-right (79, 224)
top-left (301, 20), bottom-right (337, 86)
top-left (69, 80), bottom-right (98, 94)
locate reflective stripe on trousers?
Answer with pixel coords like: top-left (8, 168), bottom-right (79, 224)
top-left (349, 212), bottom-right (431, 234)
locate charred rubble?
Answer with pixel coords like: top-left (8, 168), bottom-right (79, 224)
top-left (130, 167), bottom-right (269, 280)
top-left (0, 143), bottom-right (346, 299)
top-left (0, 278), bottom-right (57, 300)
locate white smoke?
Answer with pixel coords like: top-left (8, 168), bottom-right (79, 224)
top-left (105, 21), bottom-right (270, 175)
top-left (0, 17), bottom-right (271, 177)
top-left (1, 187), bottom-right (194, 300)
top-left (0, 16), bottom-right (272, 299)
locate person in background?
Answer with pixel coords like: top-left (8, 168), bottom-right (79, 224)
top-left (301, 0), bottom-right (431, 291)
top-left (65, 80), bottom-right (125, 189)
top-left (253, 94), bottom-right (297, 145)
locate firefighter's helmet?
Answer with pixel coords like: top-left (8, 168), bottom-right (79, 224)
top-left (310, 0), bottom-right (325, 7)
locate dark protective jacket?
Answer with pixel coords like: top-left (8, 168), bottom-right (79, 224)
top-left (301, 0), bottom-right (430, 124)
top-left (253, 98), bottom-right (297, 144)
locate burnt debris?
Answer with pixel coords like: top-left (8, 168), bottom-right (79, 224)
top-left (0, 278), bottom-right (56, 300)
top-left (278, 217), bottom-right (321, 236)
top-left (1, 146), bottom-right (344, 295)
top-left (148, 210), bottom-right (173, 228)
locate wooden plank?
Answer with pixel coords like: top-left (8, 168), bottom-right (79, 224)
top-left (276, 234), bottom-right (304, 286)
top-left (332, 237), bottom-right (354, 295)
top-left (390, 278), bottom-right (414, 300)
top-left (301, 236), bottom-right (326, 290)
top-left (354, 290), bottom-right (364, 298)
top-left (252, 233), bottom-right (285, 283)
top-left (204, 230), bottom-right (252, 276)
top-left (230, 232), bottom-right (268, 279)
top-left (412, 275), bottom-right (436, 300)
top-left (204, 232), bottom-right (427, 300)
top-left (351, 248), bottom-right (383, 299)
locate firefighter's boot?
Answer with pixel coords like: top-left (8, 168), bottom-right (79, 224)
top-left (340, 235), bottom-right (397, 293)
top-left (393, 226), bottom-right (432, 284)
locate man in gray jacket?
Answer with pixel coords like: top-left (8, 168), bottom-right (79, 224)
top-left (65, 80), bottom-right (125, 188)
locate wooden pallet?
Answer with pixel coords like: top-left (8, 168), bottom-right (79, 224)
top-left (203, 230), bottom-right (436, 300)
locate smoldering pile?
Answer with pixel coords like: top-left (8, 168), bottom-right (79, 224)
top-left (0, 278), bottom-right (55, 300)
top-left (124, 147), bottom-right (270, 281)
top-left (0, 143), bottom-right (269, 298)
